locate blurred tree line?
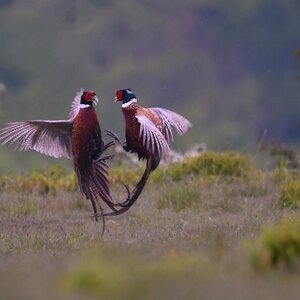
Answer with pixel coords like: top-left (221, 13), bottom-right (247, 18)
top-left (0, 0), bottom-right (300, 173)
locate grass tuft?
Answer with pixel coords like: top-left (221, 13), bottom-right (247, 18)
top-left (0, 166), bottom-right (77, 195)
top-left (247, 218), bottom-right (300, 272)
top-left (153, 151), bottom-right (254, 183)
top-left (0, 152), bottom-right (254, 195)
top-left (278, 180), bottom-right (300, 209)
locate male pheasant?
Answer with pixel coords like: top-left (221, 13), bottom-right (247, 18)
top-left (0, 89), bottom-right (117, 222)
top-left (105, 88), bottom-right (192, 216)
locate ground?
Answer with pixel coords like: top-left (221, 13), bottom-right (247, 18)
top-left (1, 152), bottom-right (300, 300)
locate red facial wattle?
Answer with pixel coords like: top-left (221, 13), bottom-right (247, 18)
top-left (115, 90), bottom-right (124, 102)
top-left (85, 91), bottom-right (96, 102)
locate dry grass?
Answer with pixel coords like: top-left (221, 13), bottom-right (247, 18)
top-left (1, 152), bottom-right (300, 299)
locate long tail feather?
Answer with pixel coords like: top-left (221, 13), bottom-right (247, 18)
top-left (90, 196), bottom-right (98, 222)
top-left (99, 155), bottom-right (153, 217)
top-left (76, 159), bottom-right (118, 222)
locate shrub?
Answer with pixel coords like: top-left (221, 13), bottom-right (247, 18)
top-left (153, 151), bottom-right (254, 182)
top-left (0, 152), bottom-right (254, 194)
top-left (188, 151), bottom-right (253, 177)
top-left (248, 218), bottom-right (300, 272)
top-left (0, 166), bottom-right (77, 195)
top-left (272, 164), bottom-right (300, 185)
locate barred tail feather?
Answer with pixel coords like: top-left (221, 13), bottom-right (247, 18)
top-left (100, 155), bottom-right (153, 217)
top-left (76, 160), bottom-right (117, 219)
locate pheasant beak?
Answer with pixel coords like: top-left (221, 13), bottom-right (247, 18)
top-left (114, 96), bottom-right (119, 102)
top-left (92, 95), bottom-right (99, 105)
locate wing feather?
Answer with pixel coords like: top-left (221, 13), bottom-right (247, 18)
top-left (69, 88), bottom-right (84, 120)
top-left (0, 120), bottom-right (73, 158)
top-left (136, 114), bottom-right (170, 157)
top-left (151, 108), bottom-right (192, 143)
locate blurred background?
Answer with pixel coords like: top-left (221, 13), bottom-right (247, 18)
top-left (0, 0), bottom-right (300, 173)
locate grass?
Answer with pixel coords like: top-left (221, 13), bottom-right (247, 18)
top-left (60, 248), bottom-right (210, 299)
top-left (1, 151), bottom-right (300, 299)
top-left (157, 178), bottom-right (202, 211)
top-left (248, 218), bottom-right (300, 272)
top-left (152, 151), bottom-right (253, 182)
top-left (278, 180), bottom-right (300, 208)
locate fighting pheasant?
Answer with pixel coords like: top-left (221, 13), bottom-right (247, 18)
top-left (0, 89), bottom-right (117, 222)
top-left (105, 88), bottom-right (192, 216)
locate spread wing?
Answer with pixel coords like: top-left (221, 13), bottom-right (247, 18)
top-left (151, 108), bottom-right (192, 143)
top-left (136, 114), bottom-right (170, 157)
top-left (0, 120), bottom-right (73, 158)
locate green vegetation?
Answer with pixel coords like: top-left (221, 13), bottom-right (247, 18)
top-left (153, 151), bottom-right (253, 182)
top-left (1, 1), bottom-right (300, 173)
top-left (0, 152), bottom-right (254, 194)
top-left (157, 179), bottom-right (202, 211)
top-left (1, 1), bottom-right (300, 298)
top-left (61, 247), bottom-right (205, 300)
top-left (248, 218), bottom-right (300, 272)
top-left (170, 151), bottom-right (252, 179)
top-left (278, 180), bottom-right (300, 209)
top-left (0, 165), bottom-right (77, 194)
top-left (1, 152), bottom-right (300, 299)
top-left (111, 162), bottom-right (144, 185)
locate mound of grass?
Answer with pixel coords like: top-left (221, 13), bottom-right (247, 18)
top-left (248, 218), bottom-right (300, 272)
top-left (278, 180), bottom-right (300, 209)
top-left (152, 151), bottom-right (254, 182)
top-left (0, 152), bottom-right (255, 194)
top-left (0, 165), bottom-right (77, 195)
top-left (185, 151), bottom-right (253, 177)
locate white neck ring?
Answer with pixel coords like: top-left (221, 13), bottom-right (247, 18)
top-left (80, 104), bottom-right (90, 109)
top-left (122, 98), bottom-right (137, 108)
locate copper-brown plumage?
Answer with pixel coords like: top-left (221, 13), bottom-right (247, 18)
top-left (103, 88), bottom-right (192, 216)
top-left (71, 104), bottom-right (116, 217)
top-left (0, 89), bottom-right (116, 226)
top-left (123, 104), bottom-right (150, 159)
top-left (122, 102), bottom-right (168, 170)
top-left (72, 106), bottom-right (104, 169)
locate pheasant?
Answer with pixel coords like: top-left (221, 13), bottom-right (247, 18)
top-left (104, 88), bottom-right (192, 216)
top-left (0, 89), bottom-right (117, 224)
